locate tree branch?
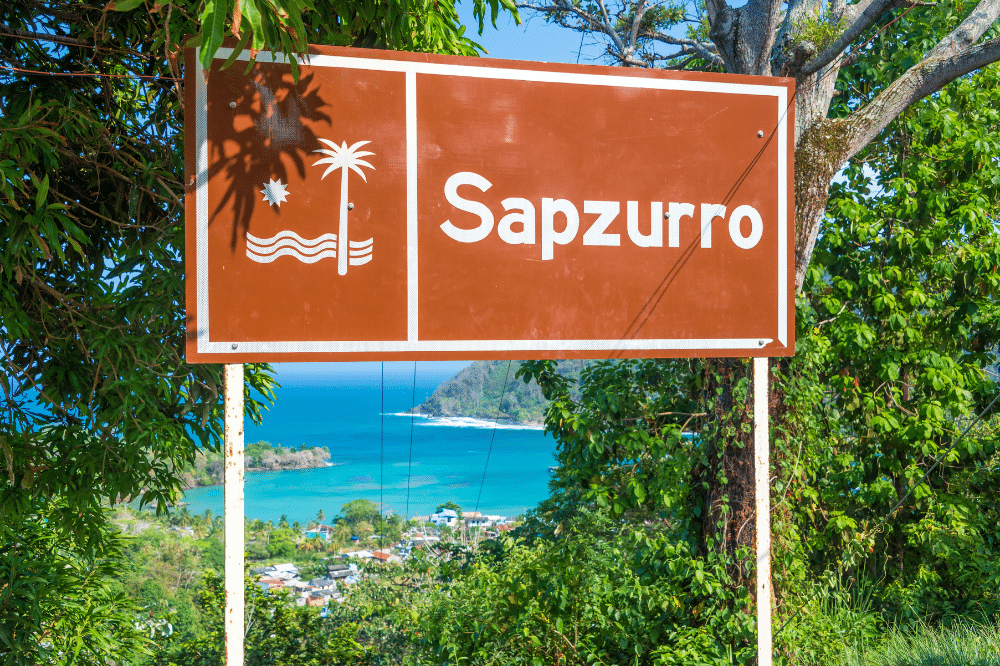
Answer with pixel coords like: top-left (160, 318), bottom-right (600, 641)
top-left (627, 0), bottom-right (649, 63)
top-left (802, 0), bottom-right (907, 75)
top-left (645, 32), bottom-right (723, 67)
top-left (846, 31), bottom-right (1000, 156)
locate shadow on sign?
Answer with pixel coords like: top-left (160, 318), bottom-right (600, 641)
top-left (207, 69), bottom-right (331, 251)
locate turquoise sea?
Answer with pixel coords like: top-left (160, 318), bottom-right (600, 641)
top-left (180, 362), bottom-right (557, 524)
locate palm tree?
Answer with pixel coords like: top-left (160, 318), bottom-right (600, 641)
top-left (312, 139), bottom-right (376, 276)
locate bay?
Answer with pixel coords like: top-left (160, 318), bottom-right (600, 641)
top-left (181, 362), bottom-right (557, 524)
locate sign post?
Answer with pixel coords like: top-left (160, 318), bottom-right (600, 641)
top-left (186, 43), bottom-right (794, 665)
top-left (223, 364), bottom-right (244, 665)
top-left (754, 356), bottom-right (771, 665)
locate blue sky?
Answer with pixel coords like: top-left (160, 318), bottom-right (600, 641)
top-left (455, 2), bottom-right (610, 65)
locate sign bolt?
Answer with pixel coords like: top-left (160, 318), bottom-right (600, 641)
top-left (757, 130), bottom-right (763, 138)
top-left (229, 102), bottom-right (237, 109)
top-left (231, 343), bottom-right (238, 350)
top-left (347, 203), bottom-right (354, 210)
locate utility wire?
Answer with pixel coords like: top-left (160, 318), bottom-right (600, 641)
top-left (474, 360), bottom-right (514, 517)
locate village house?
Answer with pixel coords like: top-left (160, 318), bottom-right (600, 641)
top-left (308, 577), bottom-right (337, 590)
top-left (430, 509), bottom-right (458, 525)
top-left (410, 535), bottom-right (440, 548)
top-left (326, 563), bottom-right (352, 579)
top-left (257, 576), bottom-right (286, 590)
top-left (372, 550), bottom-right (402, 563)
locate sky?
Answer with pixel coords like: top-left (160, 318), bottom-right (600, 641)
top-left (455, 2), bottom-right (611, 65)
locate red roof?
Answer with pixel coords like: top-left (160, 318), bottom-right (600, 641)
top-left (372, 551), bottom-right (391, 561)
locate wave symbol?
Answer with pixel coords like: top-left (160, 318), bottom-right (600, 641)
top-left (246, 231), bottom-right (374, 266)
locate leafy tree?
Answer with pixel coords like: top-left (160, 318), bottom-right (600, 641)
top-left (151, 573), bottom-right (367, 665)
top-left (0, 0), bottom-right (517, 661)
top-left (793, 59), bottom-right (1000, 620)
top-left (340, 498), bottom-right (379, 526)
top-left (267, 527), bottom-right (298, 560)
top-left (507, 33), bottom-right (1000, 666)
top-left (435, 500), bottom-right (464, 519)
top-left (0, 501), bottom-right (150, 664)
top-left (511, 0), bottom-right (1000, 608)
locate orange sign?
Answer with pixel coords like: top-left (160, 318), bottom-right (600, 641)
top-left (185, 45), bottom-right (794, 362)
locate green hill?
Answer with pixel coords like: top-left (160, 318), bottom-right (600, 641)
top-left (413, 360), bottom-right (592, 425)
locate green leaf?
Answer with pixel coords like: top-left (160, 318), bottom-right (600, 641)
top-left (109, 0), bottom-right (145, 11)
top-left (34, 173), bottom-right (49, 209)
top-left (200, 0), bottom-right (229, 69)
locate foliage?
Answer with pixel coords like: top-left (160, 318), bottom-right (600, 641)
top-left (409, 508), bottom-right (754, 665)
top-left (843, 619), bottom-right (1000, 666)
top-left (148, 573), bottom-right (367, 666)
top-left (797, 60), bottom-right (1000, 622)
top-left (434, 500), bottom-right (463, 518)
top-left (0, 499), bottom-right (149, 665)
top-left (191, 0), bottom-right (519, 74)
top-left (416, 360), bottom-right (592, 424)
top-left (0, 0), bottom-right (517, 661)
top-left (339, 498), bottom-right (379, 526)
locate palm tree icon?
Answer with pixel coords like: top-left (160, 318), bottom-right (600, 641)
top-left (313, 139), bottom-right (376, 276)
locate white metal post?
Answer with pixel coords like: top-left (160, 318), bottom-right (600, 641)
top-left (224, 363), bottom-right (245, 666)
top-left (753, 356), bottom-right (772, 666)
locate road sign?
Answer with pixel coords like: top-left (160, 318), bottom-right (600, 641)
top-left (185, 45), bottom-right (794, 362)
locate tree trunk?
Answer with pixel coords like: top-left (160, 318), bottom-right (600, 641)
top-left (700, 358), bottom-right (758, 589)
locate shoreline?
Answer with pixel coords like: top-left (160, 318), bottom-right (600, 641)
top-left (180, 461), bottom-right (338, 490)
top-left (392, 411), bottom-right (546, 430)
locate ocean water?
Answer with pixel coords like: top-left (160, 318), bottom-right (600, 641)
top-left (180, 362), bottom-right (557, 523)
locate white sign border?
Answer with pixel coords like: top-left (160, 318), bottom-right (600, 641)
top-left (193, 49), bottom-right (791, 356)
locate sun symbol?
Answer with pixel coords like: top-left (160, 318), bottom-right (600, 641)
top-left (260, 178), bottom-right (290, 207)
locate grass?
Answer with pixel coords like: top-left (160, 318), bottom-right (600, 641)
top-left (842, 619), bottom-right (1000, 666)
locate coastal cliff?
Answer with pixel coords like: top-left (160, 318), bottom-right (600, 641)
top-left (412, 360), bottom-right (591, 425)
top-left (179, 441), bottom-right (330, 489)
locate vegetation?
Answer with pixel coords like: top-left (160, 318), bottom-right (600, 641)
top-left (843, 620), bottom-right (1000, 666)
top-left (415, 360), bottom-right (591, 424)
top-left (5, 0), bottom-right (1000, 663)
top-left (0, 0), bottom-right (517, 661)
top-left (177, 441), bottom-right (331, 488)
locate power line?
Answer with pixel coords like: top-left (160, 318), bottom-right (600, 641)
top-left (474, 360), bottom-right (514, 517)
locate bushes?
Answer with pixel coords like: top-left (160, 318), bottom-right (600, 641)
top-left (409, 509), bottom-right (755, 665)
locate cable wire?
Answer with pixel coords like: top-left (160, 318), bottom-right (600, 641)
top-left (474, 360), bottom-right (514, 517)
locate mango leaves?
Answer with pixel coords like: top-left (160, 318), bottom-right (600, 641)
top-left (149, 0), bottom-right (522, 72)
